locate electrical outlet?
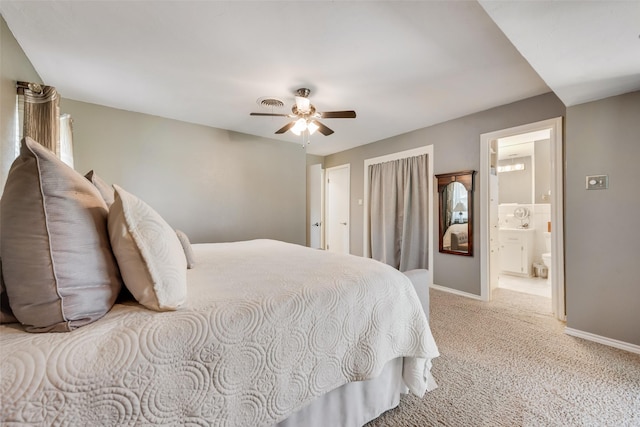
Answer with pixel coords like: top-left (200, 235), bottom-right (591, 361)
top-left (586, 175), bottom-right (608, 190)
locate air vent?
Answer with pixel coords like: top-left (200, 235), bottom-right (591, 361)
top-left (257, 97), bottom-right (285, 109)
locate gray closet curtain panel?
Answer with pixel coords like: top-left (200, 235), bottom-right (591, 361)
top-left (368, 154), bottom-right (428, 272)
top-left (17, 82), bottom-right (61, 156)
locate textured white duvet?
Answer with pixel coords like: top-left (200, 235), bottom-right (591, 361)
top-left (0, 240), bottom-right (439, 426)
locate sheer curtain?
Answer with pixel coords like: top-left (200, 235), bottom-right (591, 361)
top-left (368, 154), bottom-right (428, 272)
top-left (59, 113), bottom-right (74, 168)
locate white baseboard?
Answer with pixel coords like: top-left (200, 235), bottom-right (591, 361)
top-left (564, 327), bottom-right (640, 355)
top-left (430, 284), bottom-right (484, 301)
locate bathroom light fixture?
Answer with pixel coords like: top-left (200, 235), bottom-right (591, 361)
top-left (497, 163), bottom-right (525, 173)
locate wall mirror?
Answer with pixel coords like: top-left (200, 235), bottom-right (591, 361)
top-left (435, 170), bottom-right (476, 256)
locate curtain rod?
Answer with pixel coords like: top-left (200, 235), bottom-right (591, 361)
top-left (17, 81), bottom-right (44, 94)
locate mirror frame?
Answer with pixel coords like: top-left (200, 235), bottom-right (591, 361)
top-left (435, 170), bottom-right (476, 256)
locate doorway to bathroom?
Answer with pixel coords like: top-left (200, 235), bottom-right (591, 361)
top-left (480, 118), bottom-right (565, 320)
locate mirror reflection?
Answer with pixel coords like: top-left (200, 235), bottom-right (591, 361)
top-left (442, 182), bottom-right (468, 252)
top-left (436, 170), bottom-right (475, 256)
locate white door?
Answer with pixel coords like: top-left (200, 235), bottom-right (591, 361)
top-left (489, 173), bottom-right (500, 292)
top-left (325, 165), bottom-right (350, 254)
top-left (308, 164), bottom-right (324, 249)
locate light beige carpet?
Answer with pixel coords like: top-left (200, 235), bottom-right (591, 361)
top-left (368, 288), bottom-right (640, 427)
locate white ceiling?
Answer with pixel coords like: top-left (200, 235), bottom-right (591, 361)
top-left (497, 129), bottom-right (550, 160)
top-left (1, 1), bottom-right (637, 156)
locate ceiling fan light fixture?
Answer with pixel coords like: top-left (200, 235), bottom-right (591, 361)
top-left (294, 96), bottom-right (311, 113)
top-left (250, 87), bottom-right (354, 138)
top-left (291, 118), bottom-right (307, 136)
top-left (307, 121), bottom-right (319, 135)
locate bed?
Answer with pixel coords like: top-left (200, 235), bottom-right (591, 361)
top-left (0, 138), bottom-right (439, 426)
top-left (442, 223), bottom-right (468, 251)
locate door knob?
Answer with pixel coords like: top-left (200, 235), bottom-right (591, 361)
top-left (340, 222), bottom-right (347, 225)
top-left (312, 222), bottom-right (322, 227)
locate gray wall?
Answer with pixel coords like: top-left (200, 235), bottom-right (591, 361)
top-left (6, 15), bottom-right (638, 346)
top-left (2, 15), bottom-right (305, 247)
top-left (498, 156), bottom-right (532, 204)
top-left (325, 92), bottom-right (566, 294)
top-left (497, 139), bottom-right (550, 205)
top-left (565, 91), bottom-right (640, 345)
top-left (0, 15), bottom-right (42, 190)
top-left (534, 139), bottom-right (551, 204)
top-left (61, 99), bottom-right (306, 245)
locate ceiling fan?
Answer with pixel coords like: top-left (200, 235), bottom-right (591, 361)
top-left (250, 88), bottom-right (356, 137)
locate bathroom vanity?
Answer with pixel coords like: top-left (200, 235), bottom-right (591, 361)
top-left (499, 228), bottom-right (535, 277)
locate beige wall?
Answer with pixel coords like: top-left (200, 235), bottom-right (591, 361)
top-left (325, 92), bottom-right (566, 294)
top-left (0, 15), bottom-right (42, 190)
top-left (565, 91), bottom-right (640, 345)
top-left (62, 99), bottom-right (306, 245)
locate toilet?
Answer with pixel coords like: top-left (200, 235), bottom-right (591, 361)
top-left (541, 232), bottom-right (552, 283)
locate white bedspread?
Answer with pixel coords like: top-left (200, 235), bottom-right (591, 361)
top-left (1, 239), bottom-right (439, 426)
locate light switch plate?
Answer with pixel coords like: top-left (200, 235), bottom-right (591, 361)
top-left (586, 175), bottom-right (608, 190)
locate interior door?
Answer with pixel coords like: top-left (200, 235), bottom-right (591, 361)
top-left (308, 164), bottom-right (324, 249)
top-left (325, 165), bottom-right (350, 254)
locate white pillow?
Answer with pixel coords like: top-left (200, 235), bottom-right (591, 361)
top-left (108, 185), bottom-right (187, 311)
top-left (175, 229), bottom-right (195, 269)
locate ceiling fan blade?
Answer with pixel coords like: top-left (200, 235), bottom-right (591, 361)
top-left (320, 110), bottom-right (356, 119)
top-left (311, 120), bottom-right (334, 136)
top-left (275, 122), bottom-right (295, 134)
top-left (250, 112), bottom-right (290, 117)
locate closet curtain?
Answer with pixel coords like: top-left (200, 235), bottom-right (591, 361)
top-left (17, 82), bottom-right (61, 156)
top-left (368, 154), bottom-right (428, 272)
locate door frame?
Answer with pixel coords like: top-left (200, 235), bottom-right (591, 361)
top-left (307, 163), bottom-right (325, 249)
top-left (325, 164), bottom-right (350, 253)
top-left (363, 145), bottom-right (434, 284)
top-left (480, 117), bottom-right (565, 320)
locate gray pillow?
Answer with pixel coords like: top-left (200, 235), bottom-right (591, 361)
top-left (175, 230), bottom-right (195, 269)
top-left (0, 137), bottom-right (122, 332)
top-left (0, 209), bottom-right (17, 324)
top-left (85, 170), bottom-right (115, 207)
top-left (0, 259), bottom-right (18, 324)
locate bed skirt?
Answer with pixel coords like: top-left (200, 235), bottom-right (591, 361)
top-left (274, 357), bottom-right (404, 427)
